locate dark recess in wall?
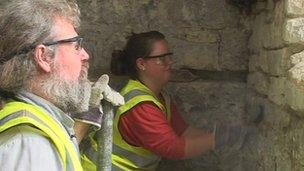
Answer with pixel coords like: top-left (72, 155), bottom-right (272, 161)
top-left (226, 0), bottom-right (257, 14)
top-left (182, 69), bottom-right (248, 83)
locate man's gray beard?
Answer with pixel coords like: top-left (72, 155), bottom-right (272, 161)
top-left (41, 67), bottom-right (91, 114)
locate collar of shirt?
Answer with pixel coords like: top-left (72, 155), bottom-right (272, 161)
top-left (16, 90), bottom-right (75, 134)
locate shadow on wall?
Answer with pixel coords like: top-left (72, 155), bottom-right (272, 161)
top-left (226, 0), bottom-right (257, 14)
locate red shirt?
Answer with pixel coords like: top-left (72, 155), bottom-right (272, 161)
top-left (118, 101), bottom-right (189, 159)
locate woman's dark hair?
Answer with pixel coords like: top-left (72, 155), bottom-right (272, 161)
top-left (111, 31), bottom-right (165, 79)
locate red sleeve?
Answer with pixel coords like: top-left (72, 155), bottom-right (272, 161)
top-left (170, 102), bottom-right (189, 136)
top-left (118, 101), bottom-right (186, 159)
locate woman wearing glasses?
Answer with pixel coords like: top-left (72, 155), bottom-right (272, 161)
top-left (108, 31), bottom-right (249, 171)
top-left (80, 31), bottom-right (247, 171)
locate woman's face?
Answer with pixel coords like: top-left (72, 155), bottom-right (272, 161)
top-left (140, 39), bottom-right (173, 88)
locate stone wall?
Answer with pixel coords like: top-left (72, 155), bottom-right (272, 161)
top-left (77, 0), bottom-right (304, 170)
top-left (247, 0), bottom-right (304, 170)
top-left (77, 0), bottom-right (250, 75)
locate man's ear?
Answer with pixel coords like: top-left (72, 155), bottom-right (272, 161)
top-left (33, 45), bottom-right (52, 73)
top-left (136, 58), bottom-right (146, 71)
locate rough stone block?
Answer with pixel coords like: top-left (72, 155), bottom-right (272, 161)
top-left (253, 108), bottom-right (292, 170)
top-left (284, 17), bottom-right (304, 44)
top-left (267, 48), bottom-right (290, 76)
top-left (167, 81), bottom-right (247, 126)
top-left (169, 38), bottom-right (219, 70)
top-left (248, 52), bottom-right (269, 73)
top-left (252, 128), bottom-right (291, 171)
top-left (288, 51), bottom-right (304, 90)
top-left (248, 13), bottom-right (267, 54)
top-left (272, 143), bottom-right (293, 171)
top-left (259, 52), bottom-right (270, 73)
top-left (181, 0), bottom-right (240, 29)
top-left (248, 55), bottom-right (259, 72)
top-left (160, 0), bottom-right (240, 29)
top-left (264, 97), bottom-right (290, 128)
top-left (268, 77), bottom-right (287, 106)
top-left (250, 48), bottom-right (291, 76)
top-left (263, 0), bottom-right (286, 49)
top-left (169, 69), bottom-right (200, 82)
top-left (285, 79), bottom-right (304, 112)
top-left (247, 72), bottom-right (269, 95)
top-left (286, 0), bottom-right (304, 17)
top-left (252, 1), bottom-right (267, 13)
top-left (290, 120), bottom-right (304, 169)
top-left (290, 50), bottom-right (304, 65)
top-left (245, 92), bottom-right (290, 128)
top-left (288, 61), bottom-right (304, 89)
top-left (219, 28), bottom-right (250, 71)
top-left (173, 27), bottom-right (219, 43)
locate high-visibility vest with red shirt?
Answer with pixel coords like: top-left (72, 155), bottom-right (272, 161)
top-left (112, 79), bottom-right (172, 171)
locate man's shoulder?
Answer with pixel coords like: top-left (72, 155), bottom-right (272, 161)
top-left (0, 125), bottom-right (64, 170)
top-left (0, 124), bottom-right (51, 148)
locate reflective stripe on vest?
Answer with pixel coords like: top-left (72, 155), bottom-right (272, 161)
top-left (80, 154), bottom-right (96, 171)
top-left (0, 101), bottom-right (83, 171)
top-left (120, 88), bottom-right (171, 121)
top-left (112, 79), bottom-right (172, 170)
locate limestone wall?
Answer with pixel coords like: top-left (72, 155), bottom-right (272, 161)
top-left (78, 0), bottom-right (250, 74)
top-left (247, 0), bottom-right (304, 170)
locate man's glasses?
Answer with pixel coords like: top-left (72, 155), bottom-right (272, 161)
top-left (43, 36), bottom-right (83, 51)
top-left (0, 36), bottom-right (83, 64)
top-left (143, 52), bottom-right (173, 65)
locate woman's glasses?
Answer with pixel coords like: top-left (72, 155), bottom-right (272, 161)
top-left (143, 52), bottom-right (173, 65)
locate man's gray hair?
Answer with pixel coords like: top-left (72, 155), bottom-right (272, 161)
top-left (0, 0), bottom-right (80, 93)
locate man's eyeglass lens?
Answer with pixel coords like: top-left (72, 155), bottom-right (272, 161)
top-left (43, 36), bottom-right (83, 51)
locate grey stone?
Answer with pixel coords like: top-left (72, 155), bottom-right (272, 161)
top-left (169, 69), bottom-right (200, 83)
top-left (247, 72), bottom-right (270, 95)
top-left (267, 48), bottom-right (290, 76)
top-left (164, 0), bottom-right (240, 29)
top-left (172, 27), bottom-right (219, 43)
top-left (263, 99), bottom-right (291, 129)
top-left (248, 12), bottom-right (268, 54)
top-left (286, 0), bottom-right (304, 17)
top-left (248, 53), bottom-right (269, 73)
top-left (219, 28), bottom-right (250, 71)
top-left (252, 1), bottom-right (268, 14)
top-left (290, 119), bottom-right (304, 169)
top-left (263, 0), bottom-right (286, 49)
top-left (77, 0), bottom-right (248, 75)
top-left (285, 79), bottom-right (304, 113)
top-left (251, 125), bottom-right (292, 171)
top-left (167, 81), bottom-right (246, 127)
top-left (249, 0), bottom-right (286, 50)
top-left (169, 38), bottom-right (219, 70)
top-left (290, 50), bottom-right (304, 65)
top-left (268, 77), bottom-right (287, 106)
top-left (284, 17), bottom-right (304, 44)
top-left (288, 61), bottom-right (304, 88)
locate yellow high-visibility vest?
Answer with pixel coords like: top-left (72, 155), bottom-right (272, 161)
top-left (0, 101), bottom-right (83, 171)
top-left (80, 79), bottom-right (172, 171)
top-left (112, 79), bottom-right (172, 171)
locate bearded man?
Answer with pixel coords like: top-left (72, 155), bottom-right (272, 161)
top-left (0, 0), bottom-right (110, 170)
